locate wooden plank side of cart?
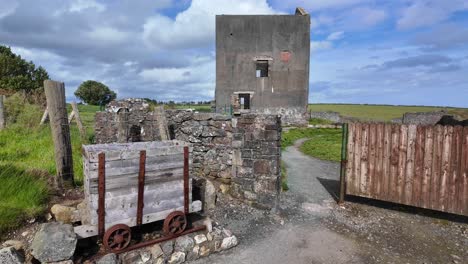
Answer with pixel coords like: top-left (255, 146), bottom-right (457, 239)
top-left (76, 141), bottom-right (201, 239)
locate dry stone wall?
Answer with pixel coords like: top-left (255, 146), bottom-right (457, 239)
top-left (94, 106), bottom-right (282, 209)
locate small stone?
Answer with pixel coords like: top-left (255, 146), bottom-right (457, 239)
top-left (175, 236), bottom-right (194, 253)
top-left (194, 234), bottom-right (207, 245)
top-left (168, 251), bottom-right (185, 264)
top-left (2, 240), bottom-right (24, 251)
top-left (21, 231), bottom-right (28, 237)
top-left (31, 222), bottom-right (77, 263)
top-left (48, 261), bottom-right (74, 264)
top-left (0, 247), bottom-right (24, 264)
top-left (204, 180), bottom-right (216, 211)
top-left (206, 233), bottom-right (213, 241)
top-left (154, 256), bottom-right (165, 264)
top-left (220, 184), bottom-right (230, 194)
top-left (96, 253), bottom-right (118, 264)
top-left (186, 245), bottom-right (199, 261)
top-left (199, 245), bottom-right (210, 257)
top-left (161, 240), bottom-right (174, 256)
top-left (51, 204), bottom-right (80, 224)
top-left (140, 250), bottom-right (151, 263)
top-left (220, 236), bottom-right (238, 250)
top-left (222, 228), bottom-right (232, 238)
top-left (45, 213), bottom-right (53, 221)
top-left (149, 244), bottom-right (164, 259)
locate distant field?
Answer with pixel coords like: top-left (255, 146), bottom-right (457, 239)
top-left (308, 104), bottom-right (468, 121)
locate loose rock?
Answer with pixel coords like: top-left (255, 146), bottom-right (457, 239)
top-left (96, 253), bottom-right (118, 264)
top-left (168, 251), bottom-right (185, 264)
top-left (175, 236), bottom-right (194, 253)
top-left (0, 247), bottom-right (24, 264)
top-left (31, 222), bottom-right (77, 263)
top-left (220, 235), bottom-right (238, 250)
top-left (194, 234), bottom-right (207, 245)
top-left (2, 240), bottom-right (24, 251)
top-left (50, 204), bottom-right (80, 224)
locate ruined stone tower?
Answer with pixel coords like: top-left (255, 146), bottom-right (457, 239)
top-left (215, 7), bottom-right (310, 125)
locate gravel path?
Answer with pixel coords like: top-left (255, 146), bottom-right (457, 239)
top-left (193, 139), bottom-right (467, 264)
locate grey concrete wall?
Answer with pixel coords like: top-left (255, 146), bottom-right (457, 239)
top-left (215, 14), bottom-right (310, 126)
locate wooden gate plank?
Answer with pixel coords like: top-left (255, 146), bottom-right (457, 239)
top-left (397, 125), bottom-right (408, 204)
top-left (382, 124), bottom-right (392, 201)
top-left (389, 125), bottom-right (401, 202)
top-left (353, 123), bottom-right (362, 195)
top-left (374, 124), bottom-right (384, 197)
top-left (421, 126), bottom-right (433, 209)
top-left (412, 125), bottom-right (425, 207)
top-left (450, 126), bottom-right (462, 213)
top-left (346, 123), bottom-right (355, 195)
top-left (360, 124), bottom-right (370, 196)
top-left (439, 126), bottom-right (453, 211)
top-left (404, 124), bottom-right (417, 205)
top-left (368, 124), bottom-right (377, 198)
top-left (430, 125), bottom-right (443, 210)
top-left (462, 127), bottom-right (468, 215)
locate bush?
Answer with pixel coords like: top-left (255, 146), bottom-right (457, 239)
top-left (4, 93), bottom-right (42, 129)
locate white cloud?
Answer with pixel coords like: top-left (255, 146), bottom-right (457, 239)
top-left (86, 27), bottom-right (129, 44)
top-left (143, 0), bottom-right (277, 49)
top-left (311, 41), bottom-right (332, 52)
top-left (69, 0), bottom-right (105, 13)
top-left (139, 56), bottom-right (214, 85)
top-left (327, 31), bottom-right (344, 41)
top-left (350, 7), bottom-right (387, 27)
top-left (397, 0), bottom-right (468, 30)
top-left (0, 0), bottom-right (18, 18)
top-left (272, 0), bottom-right (370, 11)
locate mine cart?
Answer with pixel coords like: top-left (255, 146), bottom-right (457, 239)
top-left (75, 140), bottom-right (204, 253)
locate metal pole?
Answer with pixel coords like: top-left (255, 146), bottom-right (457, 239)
top-left (339, 123), bottom-right (348, 204)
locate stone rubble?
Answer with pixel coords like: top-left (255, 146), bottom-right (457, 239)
top-left (30, 222), bottom-right (77, 263)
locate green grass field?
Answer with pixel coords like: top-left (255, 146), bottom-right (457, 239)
top-left (0, 103), bottom-right (98, 236)
top-left (308, 104), bottom-right (468, 121)
top-left (282, 128), bottom-right (343, 162)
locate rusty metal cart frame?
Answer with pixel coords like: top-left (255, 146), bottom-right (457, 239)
top-left (76, 145), bottom-right (205, 254)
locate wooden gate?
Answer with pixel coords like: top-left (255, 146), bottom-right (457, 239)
top-left (340, 123), bottom-right (468, 216)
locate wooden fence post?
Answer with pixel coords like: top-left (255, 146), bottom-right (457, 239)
top-left (0, 95), bottom-right (5, 130)
top-left (44, 80), bottom-right (74, 188)
top-left (71, 101), bottom-right (87, 140)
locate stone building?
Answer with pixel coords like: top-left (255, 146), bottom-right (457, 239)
top-left (215, 7), bottom-right (310, 126)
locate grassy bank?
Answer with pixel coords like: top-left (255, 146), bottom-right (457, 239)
top-left (0, 103), bottom-right (98, 236)
top-left (282, 128), bottom-right (342, 162)
top-left (308, 104), bottom-right (468, 121)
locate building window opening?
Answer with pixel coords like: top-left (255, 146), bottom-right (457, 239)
top-left (128, 125), bottom-right (142, 142)
top-left (239, 94), bottom-right (251, 110)
top-left (256, 61), bottom-right (268, 77)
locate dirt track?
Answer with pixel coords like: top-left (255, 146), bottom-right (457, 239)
top-left (194, 139), bottom-right (468, 264)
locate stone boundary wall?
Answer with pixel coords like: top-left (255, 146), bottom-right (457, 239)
top-left (309, 111), bottom-right (342, 123)
top-left (402, 111), bottom-right (447, 125)
top-left (94, 108), bottom-right (282, 209)
top-left (230, 114), bottom-right (282, 208)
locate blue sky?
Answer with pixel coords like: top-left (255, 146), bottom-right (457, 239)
top-left (1, 0), bottom-right (467, 107)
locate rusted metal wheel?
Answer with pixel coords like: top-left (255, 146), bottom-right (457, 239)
top-left (163, 211), bottom-right (187, 236)
top-left (103, 224), bottom-right (131, 252)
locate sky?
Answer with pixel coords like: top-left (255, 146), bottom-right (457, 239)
top-left (0, 0), bottom-right (467, 107)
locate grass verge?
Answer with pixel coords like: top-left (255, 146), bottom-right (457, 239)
top-left (0, 165), bottom-right (49, 237)
top-left (282, 128), bottom-right (342, 162)
top-left (0, 103), bottom-right (99, 236)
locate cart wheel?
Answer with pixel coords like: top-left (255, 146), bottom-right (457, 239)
top-left (163, 211), bottom-right (187, 236)
top-left (103, 224), bottom-right (132, 252)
